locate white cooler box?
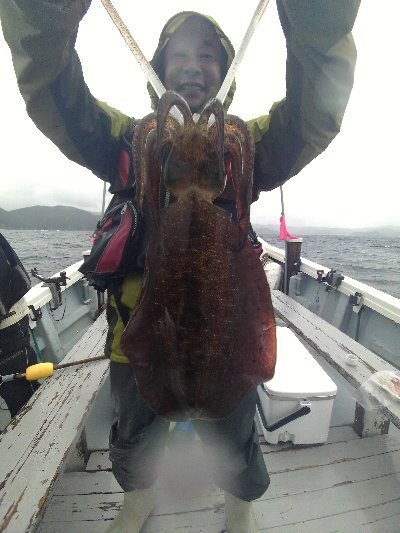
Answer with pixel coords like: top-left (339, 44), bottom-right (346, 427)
top-left (257, 327), bottom-right (337, 445)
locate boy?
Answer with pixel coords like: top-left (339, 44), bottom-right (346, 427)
top-left (0, 2), bottom-right (360, 531)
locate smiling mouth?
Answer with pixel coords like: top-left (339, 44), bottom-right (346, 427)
top-left (178, 83), bottom-right (205, 93)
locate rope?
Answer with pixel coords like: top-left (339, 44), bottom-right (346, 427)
top-left (29, 326), bottom-right (43, 362)
top-left (279, 185), bottom-right (285, 217)
top-left (52, 355), bottom-right (108, 371)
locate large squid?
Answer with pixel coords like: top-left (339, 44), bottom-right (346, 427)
top-left (120, 92), bottom-right (276, 421)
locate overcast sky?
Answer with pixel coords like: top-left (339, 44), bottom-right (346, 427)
top-left (1, 0), bottom-right (399, 228)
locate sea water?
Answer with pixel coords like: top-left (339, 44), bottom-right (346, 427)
top-left (2, 229), bottom-right (400, 299)
top-left (2, 229), bottom-right (92, 282)
top-left (261, 232), bottom-right (400, 299)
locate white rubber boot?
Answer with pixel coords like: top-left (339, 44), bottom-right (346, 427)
top-left (107, 487), bottom-right (157, 533)
top-left (224, 491), bottom-right (260, 533)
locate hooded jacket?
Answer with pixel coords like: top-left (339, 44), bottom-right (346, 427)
top-left (0, 1), bottom-right (360, 362)
top-left (0, 1), bottom-right (359, 197)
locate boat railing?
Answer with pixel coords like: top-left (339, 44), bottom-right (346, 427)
top-left (6, 257), bottom-right (101, 364)
top-left (0, 311), bottom-right (109, 532)
top-left (262, 239), bottom-right (400, 326)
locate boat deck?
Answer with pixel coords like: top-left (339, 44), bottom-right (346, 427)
top-left (36, 425), bottom-right (400, 533)
top-left (3, 291), bottom-right (400, 532)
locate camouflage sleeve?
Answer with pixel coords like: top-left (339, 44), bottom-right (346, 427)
top-left (0, 0), bottom-right (132, 184)
top-left (247, 0), bottom-right (361, 200)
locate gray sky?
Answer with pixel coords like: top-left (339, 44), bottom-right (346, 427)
top-left (1, 0), bottom-right (399, 228)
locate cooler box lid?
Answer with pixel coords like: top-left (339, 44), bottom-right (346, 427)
top-left (263, 327), bottom-right (337, 399)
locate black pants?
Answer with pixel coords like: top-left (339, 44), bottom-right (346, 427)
top-left (0, 345), bottom-right (40, 418)
top-left (109, 361), bottom-right (270, 501)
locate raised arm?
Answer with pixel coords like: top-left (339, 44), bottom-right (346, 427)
top-left (0, 0), bottom-right (133, 186)
top-left (248, 0), bottom-right (361, 200)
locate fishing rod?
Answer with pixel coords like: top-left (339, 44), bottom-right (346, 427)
top-left (0, 355), bottom-right (108, 384)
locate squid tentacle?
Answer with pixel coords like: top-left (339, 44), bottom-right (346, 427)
top-left (156, 91), bottom-right (193, 157)
top-left (133, 114), bottom-right (156, 211)
top-left (197, 98), bottom-right (225, 195)
top-left (224, 117), bottom-right (255, 248)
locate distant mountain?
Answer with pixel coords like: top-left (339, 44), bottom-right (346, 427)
top-left (351, 225), bottom-right (400, 237)
top-left (1, 205), bottom-right (399, 235)
top-left (0, 208), bottom-right (9, 228)
top-left (0, 205), bottom-right (99, 231)
top-left (253, 223), bottom-right (400, 238)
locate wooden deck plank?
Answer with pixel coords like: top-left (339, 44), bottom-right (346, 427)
top-left (38, 510), bottom-right (226, 533)
top-left (265, 498), bottom-right (400, 532)
top-left (0, 312), bottom-right (109, 532)
top-left (261, 434), bottom-right (400, 473)
top-left (39, 486), bottom-right (224, 521)
top-left (264, 448), bottom-right (400, 500)
top-left (36, 521), bottom-right (110, 533)
top-left (37, 487), bottom-right (226, 529)
top-left (38, 432), bottom-right (400, 533)
top-left (37, 521), bottom-right (226, 533)
top-left (325, 425), bottom-right (360, 443)
top-left (255, 473), bottom-right (400, 529)
top-left (51, 471), bottom-right (121, 496)
top-left (358, 508), bottom-right (400, 533)
top-left (35, 493), bottom-right (122, 524)
top-left (85, 451), bottom-right (112, 472)
top-left (38, 520), bottom-right (225, 533)
top-left (141, 506), bottom-right (226, 532)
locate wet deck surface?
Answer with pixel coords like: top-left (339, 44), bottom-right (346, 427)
top-left (36, 426), bottom-right (400, 532)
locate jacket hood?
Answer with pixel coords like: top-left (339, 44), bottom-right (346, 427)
top-left (147, 11), bottom-right (236, 112)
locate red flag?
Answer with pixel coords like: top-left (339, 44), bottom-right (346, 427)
top-left (279, 215), bottom-right (298, 240)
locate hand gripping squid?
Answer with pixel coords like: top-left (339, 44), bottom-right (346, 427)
top-left (121, 91), bottom-right (276, 421)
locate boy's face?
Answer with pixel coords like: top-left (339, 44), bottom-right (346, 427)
top-left (163, 18), bottom-right (224, 113)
